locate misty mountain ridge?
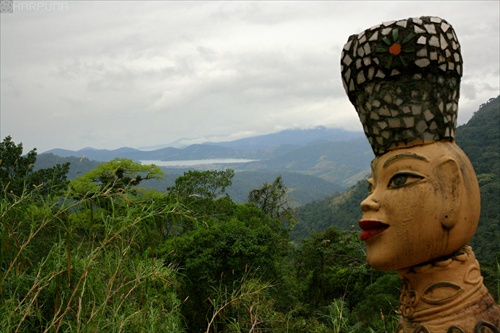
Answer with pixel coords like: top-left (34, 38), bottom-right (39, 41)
top-left (45, 126), bottom-right (365, 162)
top-left (204, 126), bottom-right (363, 150)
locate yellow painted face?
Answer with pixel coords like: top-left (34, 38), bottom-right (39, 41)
top-left (359, 141), bottom-right (479, 271)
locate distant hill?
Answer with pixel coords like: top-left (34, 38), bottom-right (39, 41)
top-left (456, 96), bottom-right (499, 263)
top-left (206, 126), bottom-right (363, 150)
top-left (292, 179), bottom-right (368, 240)
top-left (456, 96), bottom-right (500, 176)
top-left (228, 171), bottom-right (344, 206)
top-left (45, 144), bottom-right (238, 162)
top-left (34, 153), bottom-right (100, 180)
top-left (234, 137), bottom-right (372, 187)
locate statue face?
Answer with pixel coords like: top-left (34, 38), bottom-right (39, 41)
top-left (358, 142), bottom-right (477, 271)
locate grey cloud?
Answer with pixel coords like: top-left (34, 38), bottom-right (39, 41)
top-left (1, 1), bottom-right (498, 152)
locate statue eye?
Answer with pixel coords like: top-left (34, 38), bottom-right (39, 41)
top-left (388, 172), bottom-right (423, 189)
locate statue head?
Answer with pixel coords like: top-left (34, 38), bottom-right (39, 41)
top-left (359, 141), bottom-right (479, 270)
top-left (340, 16), bottom-right (480, 271)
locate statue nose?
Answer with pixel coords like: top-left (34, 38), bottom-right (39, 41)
top-left (361, 195), bottom-right (380, 212)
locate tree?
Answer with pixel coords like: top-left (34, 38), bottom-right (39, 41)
top-left (69, 159), bottom-right (164, 228)
top-left (295, 227), bottom-right (365, 308)
top-left (293, 226), bottom-right (399, 329)
top-left (159, 203), bottom-right (289, 332)
top-left (0, 136), bottom-right (69, 197)
top-left (167, 169), bottom-right (234, 200)
top-left (248, 176), bottom-right (295, 227)
top-left (70, 158), bottom-right (163, 197)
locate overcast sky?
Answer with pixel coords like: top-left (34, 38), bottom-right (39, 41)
top-left (1, 1), bottom-right (499, 153)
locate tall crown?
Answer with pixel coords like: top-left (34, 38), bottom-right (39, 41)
top-left (340, 16), bottom-right (462, 156)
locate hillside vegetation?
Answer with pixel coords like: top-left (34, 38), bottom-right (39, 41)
top-left (456, 96), bottom-right (500, 264)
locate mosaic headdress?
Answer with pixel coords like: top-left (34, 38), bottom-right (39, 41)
top-left (340, 16), bottom-right (462, 156)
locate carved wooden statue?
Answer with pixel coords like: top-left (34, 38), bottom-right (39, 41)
top-left (340, 16), bottom-right (500, 332)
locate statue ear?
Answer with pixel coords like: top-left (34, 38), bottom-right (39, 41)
top-left (436, 158), bottom-right (463, 230)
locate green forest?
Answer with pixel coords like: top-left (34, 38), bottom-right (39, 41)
top-left (1, 96), bottom-right (499, 332)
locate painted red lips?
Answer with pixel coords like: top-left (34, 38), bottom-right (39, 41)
top-left (358, 220), bottom-right (389, 241)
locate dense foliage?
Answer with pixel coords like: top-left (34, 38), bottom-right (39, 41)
top-left (2, 137), bottom-right (399, 332)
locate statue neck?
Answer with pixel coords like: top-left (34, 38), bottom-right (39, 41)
top-left (396, 246), bottom-right (500, 332)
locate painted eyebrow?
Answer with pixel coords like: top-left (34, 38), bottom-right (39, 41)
top-left (383, 153), bottom-right (428, 169)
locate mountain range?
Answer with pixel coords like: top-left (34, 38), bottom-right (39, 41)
top-left (43, 126), bottom-right (372, 188)
top-left (45, 127), bottom-right (365, 160)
